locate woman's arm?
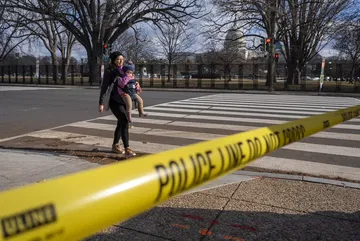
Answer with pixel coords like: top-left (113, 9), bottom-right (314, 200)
top-left (99, 70), bottom-right (111, 105)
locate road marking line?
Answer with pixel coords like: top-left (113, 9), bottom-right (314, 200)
top-left (146, 106), bottom-right (314, 119)
top-left (172, 101), bottom-right (343, 111)
top-left (160, 103), bottom-right (327, 115)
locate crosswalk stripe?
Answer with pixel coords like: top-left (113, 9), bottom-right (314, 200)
top-left (161, 103), bottom-right (327, 115)
top-left (100, 112), bottom-right (285, 124)
top-left (173, 100), bottom-right (343, 111)
top-left (196, 98), bottom-right (357, 106)
top-left (146, 106), bottom-right (317, 119)
top-left (196, 95), bottom-right (358, 105)
top-left (146, 106), bottom-right (201, 113)
top-left (167, 121), bottom-right (257, 131)
top-left (195, 94), bottom-right (357, 102)
top-left (160, 104), bottom-right (211, 110)
top-left (179, 99), bottom-right (355, 109)
top-left (99, 111), bottom-right (360, 129)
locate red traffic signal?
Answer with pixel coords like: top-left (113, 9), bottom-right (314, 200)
top-left (265, 38), bottom-right (271, 52)
top-left (103, 44), bottom-right (107, 49)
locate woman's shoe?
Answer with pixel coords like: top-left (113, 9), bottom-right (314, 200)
top-left (112, 144), bottom-right (125, 154)
top-left (125, 147), bottom-right (136, 158)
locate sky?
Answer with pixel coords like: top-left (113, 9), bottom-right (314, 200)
top-left (22, 1), bottom-right (344, 61)
top-left (26, 29), bottom-right (338, 62)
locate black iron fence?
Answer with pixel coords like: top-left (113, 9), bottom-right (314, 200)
top-left (1, 63), bottom-right (359, 93)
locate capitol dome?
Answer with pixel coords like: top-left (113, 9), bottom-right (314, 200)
top-left (224, 27), bottom-right (246, 50)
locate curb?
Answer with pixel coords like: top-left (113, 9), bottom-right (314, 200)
top-left (235, 170), bottom-right (360, 189)
top-left (1, 83), bottom-right (360, 98)
top-left (0, 83), bottom-right (99, 89)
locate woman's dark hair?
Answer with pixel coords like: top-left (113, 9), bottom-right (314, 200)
top-left (109, 51), bottom-right (124, 65)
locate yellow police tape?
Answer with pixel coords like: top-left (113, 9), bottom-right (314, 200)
top-left (0, 104), bottom-right (359, 241)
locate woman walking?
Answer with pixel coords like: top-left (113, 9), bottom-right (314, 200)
top-left (98, 51), bottom-right (136, 158)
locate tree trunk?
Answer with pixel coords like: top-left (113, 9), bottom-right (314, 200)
top-left (266, 0), bottom-right (277, 92)
top-left (87, 46), bottom-right (102, 85)
top-left (167, 62), bottom-right (172, 82)
top-left (65, 51), bottom-right (72, 79)
top-left (286, 62), bottom-right (295, 87)
top-left (51, 53), bottom-right (58, 84)
top-left (294, 67), bottom-right (300, 85)
top-left (266, 55), bottom-right (275, 91)
top-left (349, 63), bottom-right (356, 82)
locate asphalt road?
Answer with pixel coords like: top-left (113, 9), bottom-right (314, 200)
top-left (0, 86), bottom-right (359, 182)
top-left (0, 87), bottom-right (210, 139)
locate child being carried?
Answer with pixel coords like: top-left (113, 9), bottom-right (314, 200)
top-left (120, 62), bottom-right (148, 122)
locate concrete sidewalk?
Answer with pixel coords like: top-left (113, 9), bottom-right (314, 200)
top-left (1, 148), bottom-right (359, 241)
top-left (84, 178), bottom-right (360, 241)
top-left (0, 148), bottom-right (99, 191)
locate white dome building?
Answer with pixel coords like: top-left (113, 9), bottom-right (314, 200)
top-left (224, 28), bottom-right (246, 50)
top-left (223, 26), bottom-right (249, 60)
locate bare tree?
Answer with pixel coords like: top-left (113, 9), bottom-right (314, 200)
top-left (210, 0), bottom-right (279, 90)
top-left (153, 21), bottom-right (193, 82)
top-left (211, 0), bottom-right (354, 89)
top-left (5, 0), bottom-right (205, 84)
top-left (277, 0), bottom-right (351, 85)
top-left (23, 17), bottom-right (76, 82)
top-left (111, 28), bottom-right (156, 63)
top-left (0, 0), bottom-right (29, 63)
top-left (58, 27), bottom-right (76, 81)
top-left (333, 20), bottom-right (360, 81)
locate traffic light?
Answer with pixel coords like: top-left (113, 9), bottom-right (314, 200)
top-left (265, 38), bottom-right (271, 52)
top-left (103, 44), bottom-right (107, 55)
top-left (275, 53), bottom-right (279, 63)
top-left (103, 43), bottom-right (112, 55)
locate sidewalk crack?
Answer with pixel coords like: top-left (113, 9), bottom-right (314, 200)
top-left (199, 182), bottom-right (243, 241)
top-left (0, 175), bottom-right (10, 181)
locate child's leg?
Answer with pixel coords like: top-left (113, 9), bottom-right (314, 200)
top-left (135, 94), bottom-right (148, 117)
top-left (121, 94), bottom-right (133, 122)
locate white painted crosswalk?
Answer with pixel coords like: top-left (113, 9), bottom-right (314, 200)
top-left (5, 93), bottom-right (360, 181)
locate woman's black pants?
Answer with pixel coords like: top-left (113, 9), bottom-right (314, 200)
top-left (109, 100), bottom-right (129, 148)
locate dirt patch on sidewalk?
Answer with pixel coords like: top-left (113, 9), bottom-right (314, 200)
top-left (0, 136), bottom-right (149, 165)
